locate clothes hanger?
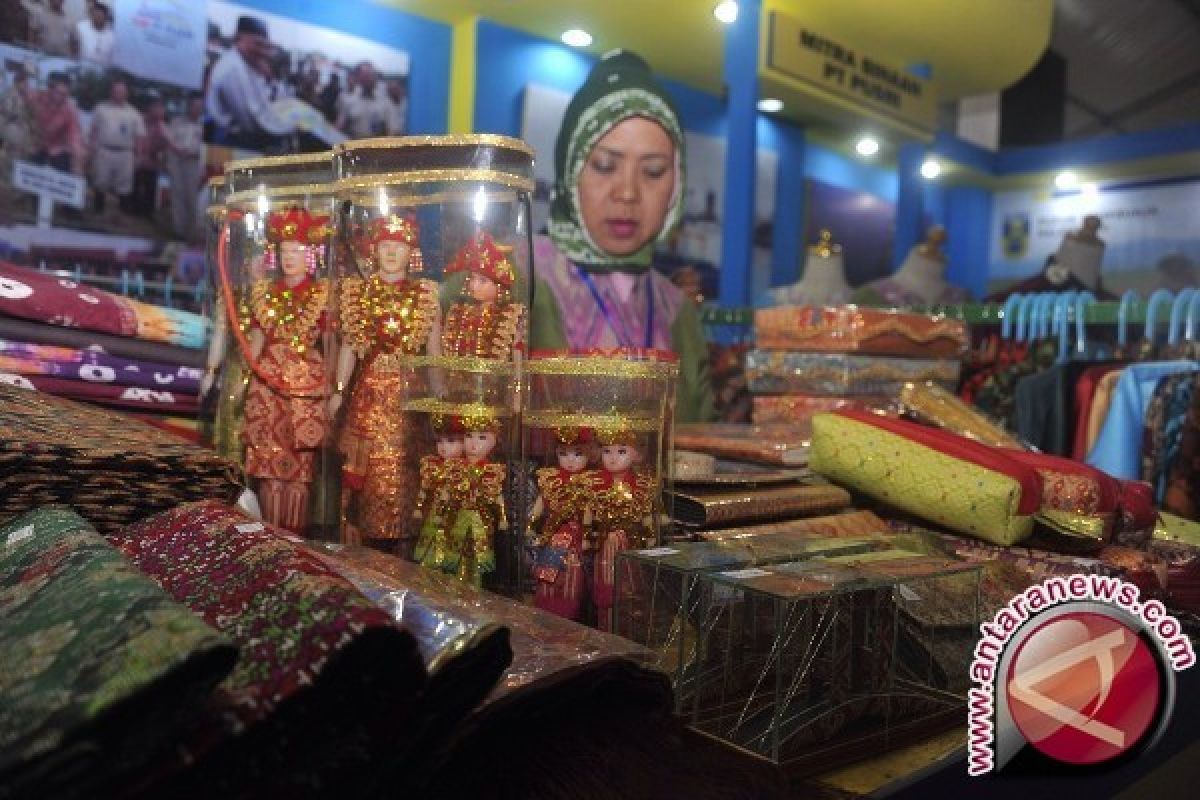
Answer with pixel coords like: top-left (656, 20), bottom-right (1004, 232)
top-left (1036, 292), bottom-right (1059, 340)
top-left (1054, 291), bottom-right (1079, 363)
top-left (1167, 288), bottom-right (1197, 348)
top-left (1015, 293), bottom-right (1039, 342)
top-left (1186, 291), bottom-right (1200, 342)
top-left (1002, 293), bottom-right (1023, 341)
top-left (1117, 290), bottom-right (1140, 349)
top-left (1074, 291), bottom-right (1097, 357)
top-left (1144, 289), bottom-right (1176, 349)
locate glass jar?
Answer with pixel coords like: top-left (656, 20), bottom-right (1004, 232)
top-left (217, 152), bottom-right (338, 538)
top-left (333, 135), bottom-right (534, 588)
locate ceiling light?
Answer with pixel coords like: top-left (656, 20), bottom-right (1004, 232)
top-left (561, 29), bottom-right (592, 48)
top-left (1054, 170), bottom-right (1079, 190)
top-left (757, 97), bottom-right (783, 113)
top-left (855, 136), bottom-right (880, 157)
top-left (714, 2), bottom-right (739, 25)
top-left (920, 158), bottom-right (941, 180)
top-left (1081, 182), bottom-right (1100, 196)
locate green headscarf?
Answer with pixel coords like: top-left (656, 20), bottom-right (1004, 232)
top-left (548, 50), bottom-right (686, 273)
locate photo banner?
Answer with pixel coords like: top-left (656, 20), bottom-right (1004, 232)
top-left (114, 0), bottom-right (206, 90)
top-left (989, 179), bottom-right (1200, 291)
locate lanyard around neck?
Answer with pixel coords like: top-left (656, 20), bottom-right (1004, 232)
top-left (577, 267), bottom-right (654, 349)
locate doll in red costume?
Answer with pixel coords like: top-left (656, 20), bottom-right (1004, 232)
top-left (240, 207), bottom-right (331, 533)
top-left (531, 426), bottom-right (595, 620)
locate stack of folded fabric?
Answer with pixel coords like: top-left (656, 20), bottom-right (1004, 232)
top-left (0, 262), bottom-right (208, 426)
top-left (749, 306), bottom-right (967, 427)
top-left (0, 384), bottom-right (242, 535)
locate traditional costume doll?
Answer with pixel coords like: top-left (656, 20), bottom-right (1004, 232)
top-left (413, 413), bottom-right (466, 568)
top-left (240, 207), bottom-right (331, 533)
top-left (530, 426), bottom-right (595, 620)
top-left (435, 409), bottom-right (507, 587)
top-left (442, 232), bottom-right (525, 360)
top-left (332, 214), bottom-right (441, 551)
top-left (587, 421), bottom-right (656, 631)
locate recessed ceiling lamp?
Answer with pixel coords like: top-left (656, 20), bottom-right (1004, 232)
top-left (757, 97), bottom-right (783, 113)
top-left (714, 2), bottom-right (739, 25)
top-left (561, 29), bottom-right (592, 48)
top-left (920, 158), bottom-right (941, 180)
top-left (855, 136), bottom-right (880, 157)
top-left (1054, 170), bottom-right (1079, 190)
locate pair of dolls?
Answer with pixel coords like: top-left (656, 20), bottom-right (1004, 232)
top-left (411, 411), bottom-right (507, 587)
top-left (531, 424), bottom-right (656, 630)
top-left (225, 205), bottom-right (523, 537)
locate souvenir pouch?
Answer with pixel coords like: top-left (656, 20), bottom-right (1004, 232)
top-left (754, 306), bottom-right (968, 358)
top-left (810, 410), bottom-right (1042, 546)
top-left (745, 351), bottom-right (961, 396)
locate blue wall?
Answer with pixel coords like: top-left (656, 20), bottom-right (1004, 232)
top-left (231, 0), bottom-right (451, 134)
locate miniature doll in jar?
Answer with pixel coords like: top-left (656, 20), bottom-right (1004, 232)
top-left (331, 214), bottom-right (441, 552)
top-left (530, 426), bottom-right (595, 620)
top-left (413, 413), bottom-right (466, 568)
top-left (436, 409), bottom-right (508, 587)
top-left (239, 207), bottom-right (331, 533)
top-left (588, 421), bottom-right (656, 631)
top-left (442, 232), bottom-right (526, 361)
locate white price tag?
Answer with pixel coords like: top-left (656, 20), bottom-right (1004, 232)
top-left (639, 547), bottom-right (680, 557)
top-left (6, 525), bottom-right (35, 549)
top-left (235, 522), bottom-right (265, 534)
top-left (898, 585), bottom-right (921, 602)
top-left (720, 568), bottom-right (771, 579)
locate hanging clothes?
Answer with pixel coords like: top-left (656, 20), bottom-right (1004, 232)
top-left (1143, 373), bottom-right (1196, 504)
top-left (1072, 365), bottom-right (1126, 460)
top-left (1086, 361), bottom-right (1200, 480)
top-left (1164, 378), bottom-right (1200, 520)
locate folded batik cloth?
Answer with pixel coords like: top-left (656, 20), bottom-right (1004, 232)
top-left (0, 507), bottom-right (236, 800)
top-left (745, 351), bottom-right (961, 396)
top-left (106, 502), bottom-right (427, 799)
top-left (673, 423), bottom-right (809, 466)
top-left (0, 384), bottom-right (241, 535)
top-left (0, 315), bottom-right (206, 367)
top-left (755, 306), bottom-right (968, 357)
top-left (0, 262), bottom-right (210, 348)
top-left (303, 546), bottom-right (763, 800)
top-left (899, 382), bottom-right (1025, 449)
top-left (751, 394), bottom-right (894, 426)
top-left (0, 338), bottom-right (202, 391)
top-left (699, 510), bottom-right (890, 541)
top-left (812, 411), bottom-right (1157, 548)
top-left (0, 371), bottom-right (200, 413)
top-left (668, 482), bottom-right (851, 528)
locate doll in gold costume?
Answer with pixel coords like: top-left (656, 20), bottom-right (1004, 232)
top-left (530, 426), bottom-right (595, 620)
top-left (418, 409), bottom-right (507, 587)
top-left (331, 214), bottom-right (441, 552)
top-left (239, 207), bottom-right (331, 533)
top-left (588, 421), bottom-right (656, 631)
top-left (442, 231), bottom-right (526, 360)
top-left (413, 413), bottom-right (465, 566)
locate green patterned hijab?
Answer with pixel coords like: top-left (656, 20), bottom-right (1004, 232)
top-left (548, 50), bottom-right (686, 273)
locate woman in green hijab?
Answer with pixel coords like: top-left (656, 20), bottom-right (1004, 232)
top-left (530, 50), bottom-right (715, 423)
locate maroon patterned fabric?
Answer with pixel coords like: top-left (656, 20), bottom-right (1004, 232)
top-left (0, 371), bottom-right (200, 413)
top-left (106, 501), bottom-right (426, 798)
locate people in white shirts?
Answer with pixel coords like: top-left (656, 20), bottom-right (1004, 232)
top-left (335, 62), bottom-right (402, 139)
top-left (166, 94), bottom-right (205, 240)
top-left (204, 15), bottom-right (294, 150)
top-left (88, 79), bottom-right (144, 214)
top-left (72, 1), bottom-right (115, 66)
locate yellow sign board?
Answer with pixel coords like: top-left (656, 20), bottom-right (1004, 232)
top-left (764, 11), bottom-right (937, 135)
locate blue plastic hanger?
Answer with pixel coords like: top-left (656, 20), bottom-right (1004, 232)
top-left (1167, 288), bottom-right (1197, 347)
top-left (1054, 291), bottom-right (1079, 363)
top-left (1074, 291), bottom-right (1097, 356)
top-left (1144, 289), bottom-right (1176, 346)
top-left (1118, 290), bottom-right (1139, 348)
top-left (1187, 292), bottom-right (1200, 342)
top-left (1016, 293), bottom-right (1039, 342)
top-left (1002, 293), bottom-right (1023, 340)
top-left (1038, 292), bottom-right (1060, 340)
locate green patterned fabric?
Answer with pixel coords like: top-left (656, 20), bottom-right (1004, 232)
top-left (0, 507), bottom-right (236, 798)
top-left (548, 50), bottom-right (685, 273)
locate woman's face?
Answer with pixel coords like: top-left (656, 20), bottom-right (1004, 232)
top-left (377, 240), bottom-right (411, 276)
top-left (577, 116), bottom-right (676, 258)
top-left (601, 443), bottom-right (639, 474)
top-left (467, 272), bottom-right (499, 304)
top-left (279, 241), bottom-right (307, 278)
top-left (436, 435), bottom-right (464, 460)
top-left (463, 431), bottom-right (497, 462)
top-left (556, 445), bottom-right (589, 473)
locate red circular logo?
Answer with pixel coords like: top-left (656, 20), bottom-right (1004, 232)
top-left (1006, 611), bottom-right (1162, 765)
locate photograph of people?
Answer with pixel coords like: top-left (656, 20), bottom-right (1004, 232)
top-left (335, 60), bottom-right (402, 139)
top-left (29, 69), bottom-right (82, 174)
top-left (72, 0), bottom-right (114, 66)
top-left (165, 93), bottom-right (205, 240)
top-left (86, 76), bottom-right (143, 214)
top-left (204, 14), bottom-right (294, 151)
top-left (18, 0), bottom-right (73, 58)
